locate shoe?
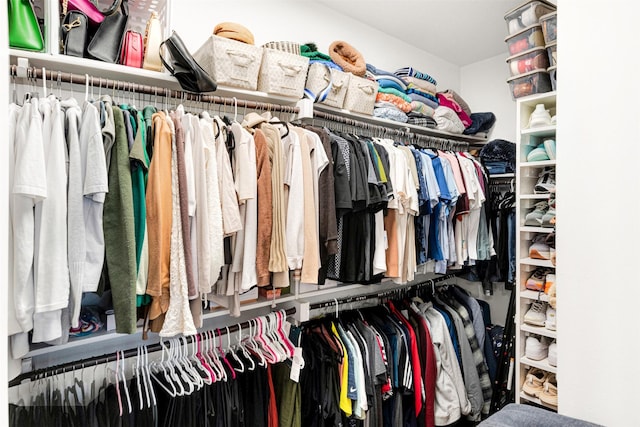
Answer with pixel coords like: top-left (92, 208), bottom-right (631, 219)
top-left (524, 300), bottom-right (548, 326)
top-left (542, 196), bottom-right (556, 228)
top-left (526, 335), bottom-right (550, 360)
top-left (529, 234), bottom-right (551, 259)
top-left (548, 282), bottom-right (557, 309)
top-left (522, 368), bottom-right (548, 397)
top-left (544, 273), bottom-right (555, 294)
top-left (534, 167), bottom-right (556, 194)
top-left (546, 233), bottom-right (556, 265)
top-left (543, 139), bottom-right (556, 160)
top-left (527, 144), bottom-right (550, 162)
top-left (528, 104), bottom-right (552, 128)
top-left (539, 374), bottom-right (558, 407)
top-left (524, 201), bottom-right (549, 227)
top-left (548, 341), bottom-right (557, 367)
top-left (545, 306), bottom-right (556, 331)
top-left (526, 267), bottom-right (553, 292)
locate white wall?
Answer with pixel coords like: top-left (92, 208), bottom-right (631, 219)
top-left (461, 53), bottom-right (517, 143)
top-left (558, 1), bottom-right (640, 425)
top-left (170, 0), bottom-right (461, 92)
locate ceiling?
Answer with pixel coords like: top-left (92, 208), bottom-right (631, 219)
top-left (317, 0), bottom-right (526, 66)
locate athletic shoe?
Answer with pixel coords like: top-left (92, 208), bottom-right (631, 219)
top-left (527, 144), bottom-right (550, 162)
top-left (539, 374), bottom-right (558, 407)
top-left (524, 201), bottom-right (548, 227)
top-left (524, 300), bottom-right (547, 326)
top-left (534, 167), bottom-right (556, 194)
top-left (545, 306), bottom-right (556, 331)
top-left (548, 341), bottom-right (557, 367)
top-left (544, 273), bottom-right (556, 294)
top-left (525, 335), bottom-right (550, 360)
top-left (522, 367), bottom-right (548, 397)
top-left (526, 268), bottom-right (553, 292)
top-left (542, 197), bottom-right (556, 228)
top-left (543, 139), bottom-right (556, 160)
top-left (529, 234), bottom-right (551, 259)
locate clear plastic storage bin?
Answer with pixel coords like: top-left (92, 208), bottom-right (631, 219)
top-left (507, 69), bottom-right (553, 99)
top-left (505, 24), bottom-right (546, 56)
top-left (506, 46), bottom-right (550, 77)
top-left (504, 0), bottom-right (557, 36)
top-left (548, 65), bottom-right (557, 91)
top-left (540, 11), bottom-right (557, 44)
top-left (546, 41), bottom-right (557, 66)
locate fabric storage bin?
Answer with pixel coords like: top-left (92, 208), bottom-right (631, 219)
top-left (504, 0), bottom-right (556, 35)
top-left (304, 62), bottom-right (352, 108)
top-left (505, 24), bottom-right (545, 56)
top-left (507, 46), bottom-right (549, 77)
top-left (507, 69), bottom-right (552, 99)
top-left (546, 41), bottom-right (557, 66)
top-left (343, 75), bottom-right (379, 115)
top-left (193, 35), bottom-right (263, 90)
top-left (548, 65), bottom-right (557, 91)
top-left (257, 48), bottom-right (309, 97)
top-left (540, 11), bottom-right (557, 44)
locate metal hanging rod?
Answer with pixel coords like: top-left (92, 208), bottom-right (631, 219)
top-left (9, 65), bottom-right (300, 116)
top-left (8, 306), bottom-right (297, 388)
top-left (308, 271), bottom-right (465, 311)
top-left (308, 109), bottom-right (470, 152)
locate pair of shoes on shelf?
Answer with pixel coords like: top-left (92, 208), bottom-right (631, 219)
top-left (525, 334), bottom-right (550, 360)
top-left (524, 194), bottom-right (555, 227)
top-left (524, 300), bottom-right (556, 330)
top-left (529, 233), bottom-right (556, 262)
top-left (523, 368), bottom-right (558, 407)
top-left (548, 281), bottom-right (557, 309)
top-left (528, 104), bottom-right (553, 128)
top-left (526, 139), bottom-right (556, 162)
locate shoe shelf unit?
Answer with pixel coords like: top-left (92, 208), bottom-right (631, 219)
top-left (515, 91), bottom-right (558, 411)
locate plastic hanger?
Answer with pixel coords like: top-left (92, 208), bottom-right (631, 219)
top-left (225, 326), bottom-right (245, 373)
top-left (134, 347), bottom-right (145, 410)
top-left (114, 351), bottom-right (124, 416)
top-left (207, 330), bottom-right (226, 382)
top-left (255, 317), bottom-right (279, 364)
top-left (150, 339), bottom-right (177, 397)
top-left (167, 339), bottom-right (186, 396)
top-left (216, 329), bottom-right (236, 380)
top-left (119, 351), bottom-right (133, 414)
top-left (245, 319), bottom-right (267, 367)
top-left (237, 324), bottom-right (255, 371)
top-left (179, 336), bottom-right (201, 392)
top-left (266, 313), bottom-right (288, 362)
top-left (194, 334), bottom-right (214, 385)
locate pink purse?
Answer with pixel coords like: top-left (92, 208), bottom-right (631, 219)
top-left (61, 0), bottom-right (122, 26)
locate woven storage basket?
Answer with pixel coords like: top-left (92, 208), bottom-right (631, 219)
top-left (343, 75), bottom-right (379, 115)
top-left (257, 48), bottom-right (310, 98)
top-left (304, 62), bottom-right (352, 108)
top-left (192, 35), bottom-right (263, 90)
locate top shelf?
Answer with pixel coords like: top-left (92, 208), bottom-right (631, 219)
top-left (517, 91), bottom-right (557, 107)
top-left (520, 124), bottom-right (556, 137)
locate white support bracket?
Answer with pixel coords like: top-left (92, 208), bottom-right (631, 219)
top-left (281, 300), bottom-right (310, 325)
top-left (16, 57), bottom-right (29, 78)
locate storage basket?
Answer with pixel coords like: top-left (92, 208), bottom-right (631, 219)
top-left (262, 40), bottom-right (301, 55)
top-left (192, 35), bottom-right (263, 90)
top-left (343, 75), bottom-right (379, 115)
top-left (257, 48), bottom-right (309, 98)
top-left (304, 62), bottom-right (352, 108)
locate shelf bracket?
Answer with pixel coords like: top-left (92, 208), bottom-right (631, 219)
top-left (16, 57), bottom-right (29, 79)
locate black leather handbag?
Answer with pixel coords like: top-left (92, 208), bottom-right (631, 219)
top-left (86, 0), bottom-right (128, 63)
top-left (60, 10), bottom-right (88, 57)
top-left (159, 31), bottom-right (217, 93)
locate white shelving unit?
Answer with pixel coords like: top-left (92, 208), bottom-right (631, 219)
top-left (514, 91), bottom-right (557, 410)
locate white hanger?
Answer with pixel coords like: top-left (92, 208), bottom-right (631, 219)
top-left (120, 351), bottom-right (133, 414)
top-left (150, 339), bottom-right (177, 397)
top-left (114, 351), bottom-right (124, 416)
top-left (247, 319), bottom-right (267, 367)
top-left (226, 326), bottom-right (245, 373)
top-left (207, 330), bottom-right (226, 382)
top-left (134, 347), bottom-right (144, 410)
top-left (142, 346), bottom-right (157, 407)
top-left (193, 334), bottom-right (213, 385)
top-left (237, 323), bottom-right (255, 371)
top-left (167, 339), bottom-right (186, 396)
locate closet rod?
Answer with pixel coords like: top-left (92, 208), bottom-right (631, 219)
top-left (309, 109), bottom-right (470, 152)
top-left (309, 272), bottom-right (465, 311)
top-left (9, 65), bottom-right (300, 115)
top-left (8, 307), bottom-right (296, 388)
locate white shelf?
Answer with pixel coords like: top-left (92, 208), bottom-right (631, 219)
top-left (519, 391), bottom-right (558, 410)
top-left (520, 226), bottom-right (555, 233)
top-left (520, 257), bottom-right (555, 268)
top-left (519, 194), bottom-right (551, 200)
top-left (519, 160), bottom-right (557, 168)
top-left (520, 356), bottom-right (557, 373)
top-left (516, 91), bottom-right (557, 106)
top-left (521, 323), bottom-right (557, 339)
top-left (489, 173), bottom-right (515, 178)
top-left (521, 125), bottom-right (556, 137)
top-left (520, 289), bottom-right (550, 302)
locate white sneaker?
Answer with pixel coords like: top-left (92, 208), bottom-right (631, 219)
top-left (524, 300), bottom-right (547, 326)
top-left (548, 341), bottom-right (557, 366)
top-left (545, 306), bottom-right (557, 331)
top-left (525, 335), bottom-right (550, 361)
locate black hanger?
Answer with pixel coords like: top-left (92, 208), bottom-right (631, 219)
top-left (269, 120), bottom-right (290, 138)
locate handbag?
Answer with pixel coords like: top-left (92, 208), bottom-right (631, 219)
top-left (60, 0), bottom-right (121, 26)
top-left (160, 31), bottom-right (217, 93)
top-left (142, 11), bottom-right (163, 71)
top-left (60, 10), bottom-right (89, 57)
top-left (86, 0), bottom-right (129, 63)
top-left (120, 30), bottom-right (143, 68)
top-left (8, 0), bottom-right (44, 51)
